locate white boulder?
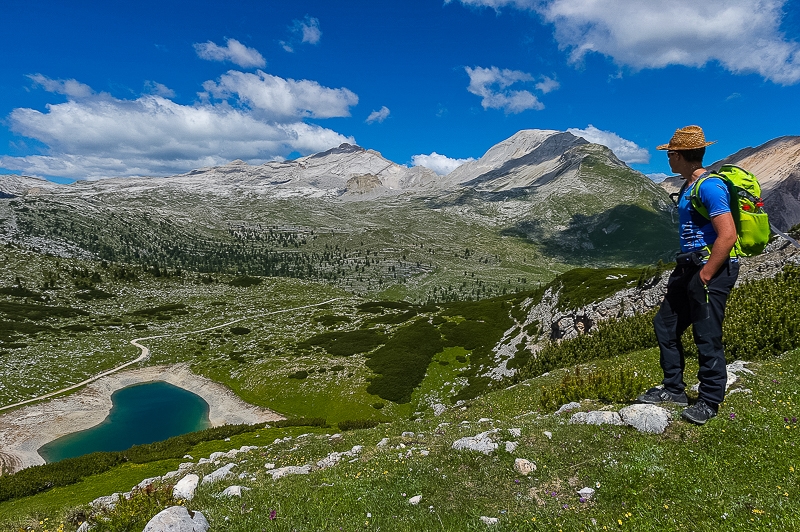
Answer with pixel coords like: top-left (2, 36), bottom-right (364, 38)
top-left (513, 458), bottom-right (537, 475)
top-left (173, 474), bottom-right (199, 500)
top-left (452, 430), bottom-right (499, 455)
top-left (569, 411), bottom-right (624, 426)
top-left (142, 506), bottom-right (209, 532)
top-left (202, 463), bottom-right (236, 484)
top-left (619, 404), bottom-right (671, 434)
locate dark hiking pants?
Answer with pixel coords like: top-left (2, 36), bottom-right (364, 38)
top-left (653, 259), bottom-right (739, 407)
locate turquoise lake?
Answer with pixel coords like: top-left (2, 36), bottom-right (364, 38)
top-left (38, 381), bottom-right (211, 462)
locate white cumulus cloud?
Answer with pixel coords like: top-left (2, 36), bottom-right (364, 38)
top-left (465, 66), bottom-right (547, 113)
top-left (366, 106), bottom-right (390, 124)
top-left (411, 152), bottom-right (475, 175)
top-left (281, 15), bottom-right (322, 52)
top-left (202, 70), bottom-right (358, 121)
top-left (143, 81), bottom-right (176, 98)
top-left (2, 74), bottom-right (356, 179)
top-left (448, 0), bottom-right (800, 84)
top-left (194, 38), bottom-right (266, 69)
top-left (28, 74), bottom-right (93, 99)
top-left (567, 125), bottom-right (650, 164)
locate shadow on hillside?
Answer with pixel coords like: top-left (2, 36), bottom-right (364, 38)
top-left (502, 204), bottom-right (678, 265)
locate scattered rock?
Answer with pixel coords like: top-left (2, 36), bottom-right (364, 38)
top-left (505, 441), bottom-right (518, 453)
top-left (402, 431), bottom-right (416, 438)
top-left (409, 495), bottom-right (422, 505)
top-left (508, 428), bottom-right (522, 438)
top-left (142, 506), bottom-right (209, 532)
top-left (420, 449), bottom-right (430, 456)
top-left (182, 455), bottom-right (193, 460)
top-left (377, 437), bottom-right (390, 447)
top-left (513, 458), bottom-right (536, 475)
top-left (220, 485), bottom-right (251, 497)
top-left (90, 493), bottom-right (120, 511)
top-left (202, 463), bottom-right (236, 484)
top-left (478, 418), bottom-right (494, 423)
top-left (76, 522), bottom-right (91, 532)
top-left (136, 477), bottom-right (159, 491)
top-left (569, 411), bottom-right (623, 426)
top-left (451, 430), bottom-right (499, 455)
top-left (578, 487), bottom-right (595, 500)
top-left (555, 402), bottom-right (582, 415)
top-left (619, 404), bottom-right (671, 434)
top-left (480, 516), bottom-right (500, 526)
top-left (173, 474), bottom-right (199, 500)
top-left (269, 465), bottom-right (311, 480)
top-left (543, 431), bottom-right (553, 440)
top-left (433, 403), bottom-right (447, 416)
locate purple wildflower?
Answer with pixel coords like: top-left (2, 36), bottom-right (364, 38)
top-left (269, 509), bottom-right (277, 521)
top-left (579, 497), bottom-right (587, 503)
top-left (514, 479), bottom-right (520, 484)
top-left (551, 491), bottom-right (557, 497)
top-left (785, 417), bottom-right (790, 423)
top-left (793, 417), bottom-right (797, 424)
top-left (729, 413), bottom-right (736, 420)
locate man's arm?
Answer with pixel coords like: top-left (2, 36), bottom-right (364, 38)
top-left (699, 212), bottom-right (736, 285)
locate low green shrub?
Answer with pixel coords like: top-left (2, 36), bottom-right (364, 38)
top-left (539, 366), bottom-right (649, 411)
top-left (313, 314), bottom-right (352, 327)
top-left (229, 326), bottom-right (251, 335)
top-left (338, 419), bottom-right (380, 431)
top-left (521, 311), bottom-right (657, 378)
top-left (270, 417), bottom-right (327, 428)
top-left (288, 370), bottom-right (308, 379)
top-left (366, 319), bottom-right (443, 403)
top-left (228, 275), bottom-right (263, 287)
top-left (298, 329), bottom-right (386, 357)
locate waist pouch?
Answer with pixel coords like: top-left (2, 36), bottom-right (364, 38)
top-left (675, 250), bottom-right (708, 266)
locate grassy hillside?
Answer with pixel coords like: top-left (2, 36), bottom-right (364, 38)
top-left (2, 346), bottom-right (797, 531)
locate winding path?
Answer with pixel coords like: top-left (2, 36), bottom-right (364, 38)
top-left (0, 297), bottom-right (342, 413)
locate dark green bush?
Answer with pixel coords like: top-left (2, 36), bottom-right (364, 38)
top-left (299, 329), bottom-right (386, 357)
top-left (338, 419), bottom-right (380, 431)
top-left (357, 301), bottom-right (414, 313)
top-left (228, 275), bottom-right (263, 287)
top-left (0, 286), bottom-right (42, 298)
top-left (539, 366), bottom-right (649, 411)
top-left (129, 303), bottom-right (187, 317)
top-left (521, 311), bottom-right (657, 378)
top-left (313, 314), bottom-right (352, 327)
top-left (366, 319), bottom-right (443, 403)
top-left (288, 370), bottom-right (309, 379)
top-left (0, 301), bottom-right (88, 321)
top-left (230, 326), bottom-right (251, 335)
top-left (271, 417), bottom-right (328, 428)
top-left (75, 288), bottom-right (114, 300)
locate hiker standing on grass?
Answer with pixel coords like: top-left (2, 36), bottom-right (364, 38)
top-left (637, 125), bottom-right (739, 425)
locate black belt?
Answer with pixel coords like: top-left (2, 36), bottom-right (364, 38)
top-left (675, 249), bottom-right (709, 266)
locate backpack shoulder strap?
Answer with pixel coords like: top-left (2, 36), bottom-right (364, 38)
top-left (688, 175), bottom-right (713, 220)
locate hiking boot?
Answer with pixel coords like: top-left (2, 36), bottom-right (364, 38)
top-left (636, 387), bottom-right (689, 406)
top-left (681, 399), bottom-right (718, 425)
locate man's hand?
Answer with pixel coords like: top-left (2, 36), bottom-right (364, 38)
top-left (699, 212), bottom-right (737, 285)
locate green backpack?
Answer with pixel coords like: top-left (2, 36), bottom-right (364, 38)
top-left (686, 164), bottom-right (771, 257)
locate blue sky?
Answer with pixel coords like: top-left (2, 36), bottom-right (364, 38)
top-left (2, 0), bottom-right (799, 182)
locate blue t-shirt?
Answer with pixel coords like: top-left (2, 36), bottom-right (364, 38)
top-left (677, 173), bottom-right (732, 254)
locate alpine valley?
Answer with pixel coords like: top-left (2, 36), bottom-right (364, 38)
top-left (1, 129), bottom-right (799, 531)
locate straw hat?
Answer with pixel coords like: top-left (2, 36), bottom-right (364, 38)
top-left (656, 125), bottom-right (716, 151)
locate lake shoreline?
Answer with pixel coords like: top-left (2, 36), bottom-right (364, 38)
top-left (0, 364), bottom-right (283, 474)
